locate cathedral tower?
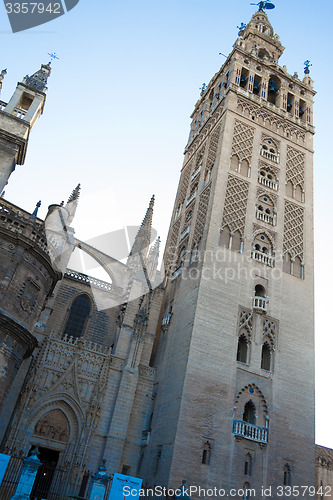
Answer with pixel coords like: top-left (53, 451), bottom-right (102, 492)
top-left (143, 6), bottom-right (315, 493)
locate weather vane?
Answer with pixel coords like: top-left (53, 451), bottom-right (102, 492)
top-left (304, 60), bottom-right (312, 74)
top-left (47, 52), bottom-right (59, 63)
top-left (250, 1), bottom-right (275, 11)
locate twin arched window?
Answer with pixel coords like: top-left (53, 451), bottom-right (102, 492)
top-left (63, 294), bottom-right (91, 339)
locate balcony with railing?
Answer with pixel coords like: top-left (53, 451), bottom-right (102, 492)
top-left (191, 164), bottom-right (202, 181)
top-left (161, 313), bottom-right (172, 327)
top-left (186, 190), bottom-right (197, 207)
top-left (13, 107), bottom-right (27, 119)
top-left (233, 420), bottom-right (268, 444)
top-left (180, 225), bottom-right (190, 241)
top-left (258, 175), bottom-right (278, 191)
top-left (260, 147), bottom-right (279, 163)
top-left (251, 249), bottom-right (275, 267)
top-left (171, 266), bottom-right (183, 281)
top-left (252, 296), bottom-right (268, 314)
top-left (255, 208), bottom-right (276, 226)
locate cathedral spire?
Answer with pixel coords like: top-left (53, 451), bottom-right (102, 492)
top-left (23, 62), bottom-right (51, 93)
top-left (128, 195), bottom-right (155, 260)
top-left (65, 183), bottom-right (80, 225)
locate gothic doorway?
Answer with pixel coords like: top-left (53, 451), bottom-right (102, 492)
top-left (30, 447), bottom-right (59, 500)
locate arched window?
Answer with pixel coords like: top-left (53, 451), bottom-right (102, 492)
top-left (260, 138), bottom-right (279, 163)
top-left (256, 194), bottom-right (275, 225)
top-left (258, 166), bottom-right (278, 190)
top-left (220, 226), bottom-right (231, 248)
top-left (243, 401), bottom-right (256, 425)
top-left (243, 482), bottom-right (251, 500)
top-left (261, 342), bottom-right (272, 371)
top-left (231, 230), bottom-right (242, 252)
top-left (252, 233), bottom-right (274, 267)
top-left (283, 464), bottom-right (291, 486)
top-left (244, 453), bottom-right (252, 476)
top-left (230, 154), bottom-right (239, 172)
top-left (63, 294), bottom-right (91, 339)
top-left (255, 284), bottom-right (266, 297)
top-left (237, 334), bottom-right (248, 364)
top-left (202, 441), bottom-right (211, 465)
top-left (267, 76), bottom-right (280, 105)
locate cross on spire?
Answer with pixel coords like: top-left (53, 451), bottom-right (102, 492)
top-left (48, 52), bottom-right (59, 64)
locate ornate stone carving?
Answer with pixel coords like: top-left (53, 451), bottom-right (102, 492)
top-left (286, 146), bottom-right (305, 191)
top-left (34, 409), bottom-right (69, 442)
top-left (205, 124), bottom-right (221, 174)
top-left (222, 175), bottom-right (249, 236)
top-left (18, 278), bottom-right (40, 312)
top-left (283, 201), bottom-right (304, 260)
top-left (237, 97), bottom-right (306, 142)
top-left (231, 119), bottom-right (255, 163)
top-left (263, 320), bottom-right (276, 342)
top-left (139, 364), bottom-right (156, 380)
top-left (238, 310), bottom-right (253, 336)
top-left (192, 184), bottom-right (212, 246)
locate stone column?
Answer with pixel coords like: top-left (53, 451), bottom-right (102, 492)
top-left (88, 460), bottom-right (110, 500)
top-left (11, 449), bottom-right (41, 500)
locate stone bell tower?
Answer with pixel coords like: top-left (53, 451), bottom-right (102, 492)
top-left (0, 62), bottom-right (51, 193)
top-left (141, 5), bottom-right (316, 494)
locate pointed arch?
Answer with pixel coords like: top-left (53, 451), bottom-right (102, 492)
top-left (252, 228), bottom-right (276, 251)
top-left (243, 400), bottom-right (256, 424)
top-left (234, 384), bottom-right (269, 427)
top-left (27, 396), bottom-right (84, 448)
top-left (237, 334), bottom-right (249, 364)
top-left (63, 294), bottom-right (92, 339)
top-left (220, 225), bottom-right (231, 248)
top-left (261, 340), bottom-right (273, 371)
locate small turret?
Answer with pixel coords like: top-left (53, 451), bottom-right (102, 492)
top-left (44, 184), bottom-right (80, 274)
top-left (66, 183), bottom-right (80, 225)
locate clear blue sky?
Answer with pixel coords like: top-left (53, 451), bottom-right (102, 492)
top-left (0, 0), bottom-right (331, 448)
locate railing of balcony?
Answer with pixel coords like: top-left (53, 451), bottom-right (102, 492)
top-left (252, 296), bottom-right (268, 314)
top-left (180, 225), bottom-right (190, 241)
top-left (258, 176), bottom-right (278, 191)
top-left (186, 191), bottom-right (197, 207)
top-left (260, 148), bottom-right (279, 163)
top-left (161, 313), bottom-right (172, 326)
top-left (191, 164), bottom-right (202, 181)
top-left (13, 107), bottom-right (27, 119)
top-left (171, 266), bottom-right (183, 281)
top-left (251, 250), bottom-right (275, 267)
top-left (255, 208), bottom-right (276, 226)
top-left (233, 419), bottom-right (268, 444)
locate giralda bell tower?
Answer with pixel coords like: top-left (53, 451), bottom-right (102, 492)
top-left (143, 2), bottom-right (316, 494)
